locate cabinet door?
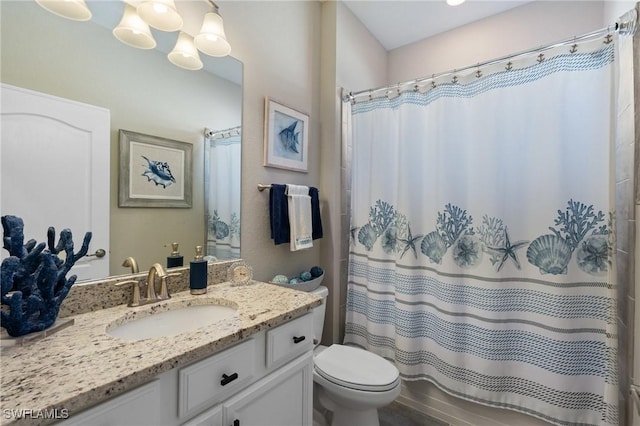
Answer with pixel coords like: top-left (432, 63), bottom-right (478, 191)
top-left (58, 380), bottom-right (160, 426)
top-left (222, 353), bottom-right (313, 426)
top-left (181, 405), bottom-right (222, 426)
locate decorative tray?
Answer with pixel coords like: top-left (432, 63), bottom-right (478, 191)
top-left (270, 273), bottom-right (324, 293)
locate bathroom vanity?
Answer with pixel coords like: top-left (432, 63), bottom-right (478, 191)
top-left (0, 281), bottom-right (321, 426)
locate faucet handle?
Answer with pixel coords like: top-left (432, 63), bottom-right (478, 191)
top-left (159, 272), bottom-right (181, 300)
top-left (115, 280), bottom-right (141, 307)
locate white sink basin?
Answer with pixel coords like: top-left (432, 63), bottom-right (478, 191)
top-left (107, 304), bottom-right (238, 341)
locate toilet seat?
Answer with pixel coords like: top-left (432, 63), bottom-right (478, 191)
top-left (314, 344), bottom-right (400, 392)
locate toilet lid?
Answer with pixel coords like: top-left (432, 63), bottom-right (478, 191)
top-left (314, 345), bottom-right (399, 392)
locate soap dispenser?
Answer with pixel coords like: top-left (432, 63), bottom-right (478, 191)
top-left (166, 242), bottom-right (184, 268)
top-left (190, 246), bottom-right (207, 295)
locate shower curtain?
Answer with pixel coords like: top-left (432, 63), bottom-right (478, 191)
top-left (205, 130), bottom-right (241, 260)
top-left (344, 29), bottom-right (634, 426)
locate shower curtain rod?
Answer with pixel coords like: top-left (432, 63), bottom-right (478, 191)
top-left (343, 13), bottom-right (636, 103)
top-left (204, 125), bottom-right (242, 139)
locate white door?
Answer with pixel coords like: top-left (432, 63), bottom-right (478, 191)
top-left (0, 83), bottom-right (110, 281)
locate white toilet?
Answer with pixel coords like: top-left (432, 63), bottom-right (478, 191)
top-left (311, 286), bottom-right (401, 426)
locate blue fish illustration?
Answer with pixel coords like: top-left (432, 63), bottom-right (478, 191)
top-left (141, 156), bottom-right (176, 189)
top-left (279, 121), bottom-right (300, 153)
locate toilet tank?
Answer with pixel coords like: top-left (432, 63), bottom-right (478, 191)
top-left (310, 285), bottom-right (328, 346)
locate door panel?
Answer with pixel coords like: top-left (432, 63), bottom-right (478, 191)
top-left (1, 83), bottom-right (110, 281)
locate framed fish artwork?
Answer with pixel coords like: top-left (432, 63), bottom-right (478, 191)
top-left (118, 130), bottom-right (193, 208)
top-left (263, 98), bottom-right (309, 172)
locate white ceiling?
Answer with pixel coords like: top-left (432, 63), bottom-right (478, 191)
top-left (343, 0), bottom-right (536, 51)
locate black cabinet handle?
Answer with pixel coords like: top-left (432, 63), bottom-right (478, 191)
top-left (233, 420), bottom-right (240, 426)
top-left (221, 372), bottom-right (239, 386)
top-left (293, 335), bottom-right (306, 344)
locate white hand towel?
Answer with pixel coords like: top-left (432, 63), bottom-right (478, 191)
top-left (286, 184), bottom-right (313, 251)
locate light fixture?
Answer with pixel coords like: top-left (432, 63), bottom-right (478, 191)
top-left (137, 0), bottom-right (183, 32)
top-left (446, 0), bottom-right (466, 5)
top-left (168, 32), bottom-right (203, 71)
top-left (35, 0), bottom-right (92, 21)
top-left (194, 2), bottom-right (231, 57)
top-left (113, 4), bottom-right (156, 50)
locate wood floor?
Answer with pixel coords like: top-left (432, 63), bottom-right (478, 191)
top-left (314, 400), bottom-right (449, 426)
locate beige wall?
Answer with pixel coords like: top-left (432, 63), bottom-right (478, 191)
top-left (217, 1), bottom-right (323, 283)
top-left (336, 2), bottom-right (389, 93)
top-left (388, 1), bottom-right (605, 83)
top-left (0, 1), bottom-right (241, 276)
top-left (316, 0), bottom-right (389, 344)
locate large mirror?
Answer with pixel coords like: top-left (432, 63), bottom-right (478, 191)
top-left (0, 0), bottom-right (242, 281)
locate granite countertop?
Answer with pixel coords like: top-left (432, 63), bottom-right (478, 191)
top-left (0, 281), bottom-right (321, 426)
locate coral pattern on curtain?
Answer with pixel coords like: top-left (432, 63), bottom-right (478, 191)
top-left (344, 40), bottom-right (620, 425)
top-left (205, 131), bottom-right (241, 260)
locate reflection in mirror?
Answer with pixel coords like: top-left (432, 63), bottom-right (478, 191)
top-left (0, 0), bottom-right (242, 282)
top-left (205, 127), bottom-right (241, 261)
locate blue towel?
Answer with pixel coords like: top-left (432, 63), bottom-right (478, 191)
top-left (309, 187), bottom-right (323, 240)
top-left (270, 184), bottom-right (323, 245)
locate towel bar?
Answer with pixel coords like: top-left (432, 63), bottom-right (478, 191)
top-left (257, 183), bottom-right (272, 192)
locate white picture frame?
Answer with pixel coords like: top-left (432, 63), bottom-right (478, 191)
top-left (263, 98), bottom-right (309, 172)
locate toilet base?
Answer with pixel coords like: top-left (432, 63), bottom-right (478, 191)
top-left (331, 407), bottom-right (379, 426)
top-left (316, 383), bottom-right (381, 426)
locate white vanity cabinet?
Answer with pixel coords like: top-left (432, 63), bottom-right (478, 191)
top-left (57, 313), bottom-right (314, 426)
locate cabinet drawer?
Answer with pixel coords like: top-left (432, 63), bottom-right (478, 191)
top-left (179, 338), bottom-right (256, 419)
top-left (266, 313), bottom-right (313, 368)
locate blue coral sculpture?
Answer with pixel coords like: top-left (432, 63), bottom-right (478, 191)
top-left (1, 215), bottom-right (91, 337)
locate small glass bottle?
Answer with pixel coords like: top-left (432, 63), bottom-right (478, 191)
top-left (189, 246), bottom-right (207, 295)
